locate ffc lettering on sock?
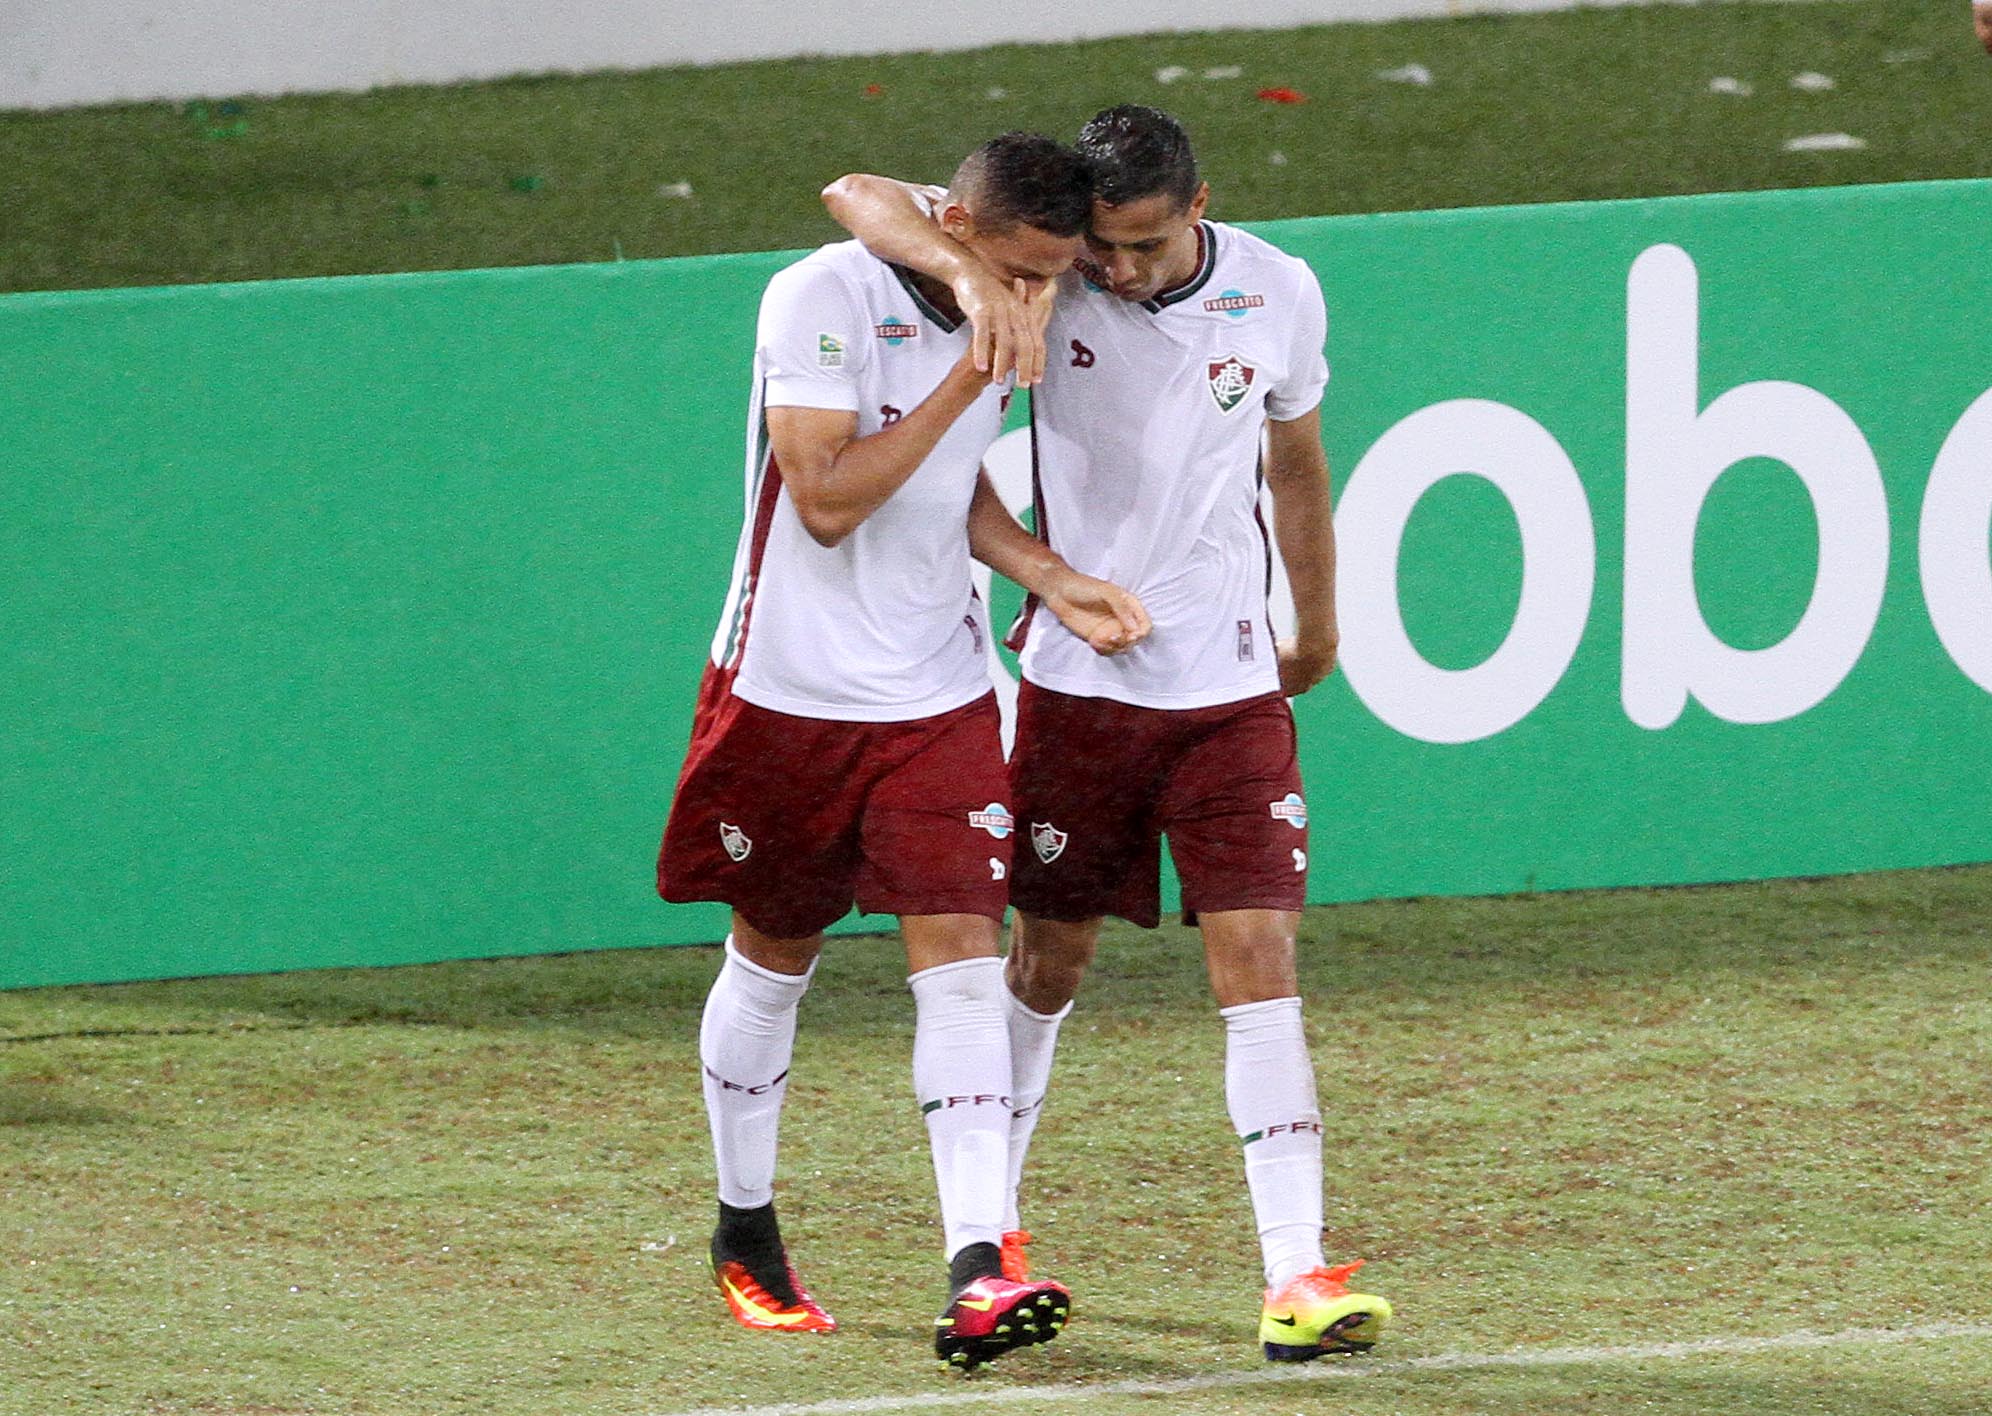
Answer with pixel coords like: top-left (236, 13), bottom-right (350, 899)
top-left (910, 956), bottom-right (1013, 1259)
top-left (701, 935), bottom-right (814, 1210)
top-left (1222, 995), bottom-right (1327, 1287)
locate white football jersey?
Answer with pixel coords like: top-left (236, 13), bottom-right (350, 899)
top-left (709, 240), bottom-right (1005, 722)
top-left (1016, 221), bottom-right (1329, 709)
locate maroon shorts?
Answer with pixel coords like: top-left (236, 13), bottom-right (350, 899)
top-left (657, 665), bottom-right (1014, 939)
top-left (1008, 683), bottom-right (1308, 929)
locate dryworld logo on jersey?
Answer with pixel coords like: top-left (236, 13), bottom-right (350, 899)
top-left (875, 318), bottom-right (919, 346)
top-left (1269, 793), bottom-right (1308, 829)
top-left (969, 803), bottom-right (1014, 839)
top-left (1204, 289), bottom-right (1265, 318)
top-left (1209, 355), bottom-right (1256, 413)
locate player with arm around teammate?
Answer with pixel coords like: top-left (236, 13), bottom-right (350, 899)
top-left (822, 105), bottom-right (1391, 1364)
top-left (658, 132), bottom-right (1148, 1370)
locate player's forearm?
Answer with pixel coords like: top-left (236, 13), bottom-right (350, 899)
top-left (968, 473), bottom-right (1063, 594)
top-left (791, 358), bottom-right (990, 544)
top-left (1267, 452), bottom-right (1338, 649)
top-left (822, 175), bottom-right (976, 287)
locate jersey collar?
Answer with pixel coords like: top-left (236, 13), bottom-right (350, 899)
top-left (888, 263), bottom-right (963, 334)
top-left (1143, 222), bottom-right (1218, 313)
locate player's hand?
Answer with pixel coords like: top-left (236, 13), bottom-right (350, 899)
top-left (1042, 568), bottom-right (1151, 656)
top-left (952, 265), bottom-right (1039, 387)
top-left (1277, 630), bottom-right (1338, 696)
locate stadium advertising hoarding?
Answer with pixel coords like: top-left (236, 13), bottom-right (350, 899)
top-left (1, 179), bottom-right (1987, 988)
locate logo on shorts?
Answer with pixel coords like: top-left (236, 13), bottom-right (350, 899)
top-left (1208, 355), bottom-right (1256, 414)
top-left (1269, 793), bottom-right (1308, 829)
top-left (817, 334), bottom-right (845, 368)
top-left (1293, 847), bottom-right (1307, 873)
top-left (969, 803), bottom-right (1014, 839)
top-left (875, 318), bottom-right (919, 345)
top-left (719, 822), bottom-right (752, 862)
top-left (1031, 822), bottom-right (1068, 864)
top-left (990, 857), bottom-right (1006, 881)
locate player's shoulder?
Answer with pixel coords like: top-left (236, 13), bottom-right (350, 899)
top-left (1209, 221), bottom-right (1318, 288)
top-left (766, 240), bottom-right (893, 304)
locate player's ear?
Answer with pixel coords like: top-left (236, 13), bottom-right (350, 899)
top-left (939, 201), bottom-right (975, 242)
top-left (1186, 182), bottom-right (1211, 223)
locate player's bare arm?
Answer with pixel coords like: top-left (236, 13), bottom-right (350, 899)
top-left (768, 352), bottom-right (993, 547)
top-left (967, 472), bottom-right (1151, 656)
top-left (822, 174), bottom-right (1046, 388)
top-left (1264, 407), bottom-right (1339, 696)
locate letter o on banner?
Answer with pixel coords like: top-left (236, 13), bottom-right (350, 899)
top-left (1337, 399), bottom-right (1595, 744)
top-left (1921, 386), bottom-right (1992, 694)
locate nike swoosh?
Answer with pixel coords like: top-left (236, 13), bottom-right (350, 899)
top-left (723, 1275), bottom-right (807, 1327)
top-left (1268, 1313), bottom-right (1299, 1327)
top-left (957, 1297), bottom-right (997, 1312)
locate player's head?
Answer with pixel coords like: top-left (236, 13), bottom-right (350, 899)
top-left (1074, 104), bottom-right (1211, 303)
top-left (940, 132), bottom-right (1095, 293)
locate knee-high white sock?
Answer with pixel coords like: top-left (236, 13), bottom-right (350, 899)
top-left (700, 936), bottom-right (815, 1210)
top-left (1223, 996), bottom-right (1326, 1287)
top-left (909, 956), bottom-right (1013, 1260)
top-left (1002, 988), bottom-right (1071, 1232)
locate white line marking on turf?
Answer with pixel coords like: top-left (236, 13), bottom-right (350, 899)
top-left (653, 1322), bottom-right (1992, 1416)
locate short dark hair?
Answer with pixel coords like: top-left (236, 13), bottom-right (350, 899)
top-left (949, 132), bottom-right (1095, 238)
top-left (1075, 104), bottom-right (1200, 209)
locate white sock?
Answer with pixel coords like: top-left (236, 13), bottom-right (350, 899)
top-left (700, 936), bottom-right (815, 1210)
top-left (1223, 996), bottom-right (1326, 1287)
top-left (1002, 988), bottom-right (1071, 1232)
top-left (909, 956), bottom-right (1013, 1260)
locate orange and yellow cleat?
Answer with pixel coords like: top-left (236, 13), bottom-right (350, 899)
top-left (710, 1255), bottom-right (836, 1334)
top-left (1259, 1259), bottom-right (1391, 1362)
top-left (999, 1229), bottom-right (1033, 1282)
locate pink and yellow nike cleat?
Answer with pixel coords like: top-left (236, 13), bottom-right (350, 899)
top-left (1259, 1259), bottom-right (1391, 1362)
top-left (935, 1274), bottom-right (1071, 1369)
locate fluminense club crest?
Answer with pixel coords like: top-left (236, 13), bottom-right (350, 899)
top-left (1031, 822), bottom-right (1068, 864)
top-left (1208, 355), bottom-right (1256, 414)
top-left (719, 822), bottom-right (752, 863)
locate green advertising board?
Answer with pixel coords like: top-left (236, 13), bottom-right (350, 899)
top-left (2, 179), bottom-right (1988, 989)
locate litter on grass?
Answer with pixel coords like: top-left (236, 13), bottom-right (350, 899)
top-left (1377, 63), bottom-right (1433, 86)
top-left (657, 181), bottom-right (694, 199)
top-left (1784, 133), bottom-right (1867, 152)
top-left (1269, 150), bottom-right (1288, 166)
top-left (1257, 87), bottom-right (1307, 104)
top-left (986, 86), bottom-right (1008, 99)
top-left (1155, 65), bottom-right (1189, 84)
top-left (1790, 72), bottom-right (1837, 91)
top-left (1708, 76), bottom-right (1754, 96)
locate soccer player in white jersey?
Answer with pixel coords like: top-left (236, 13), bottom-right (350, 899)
top-left (822, 105), bottom-right (1393, 1362)
top-left (658, 132), bottom-right (1151, 1369)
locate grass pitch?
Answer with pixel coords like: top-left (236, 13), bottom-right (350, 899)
top-left (2, 0), bottom-right (1990, 293)
top-left (6, 865), bottom-right (1991, 1414)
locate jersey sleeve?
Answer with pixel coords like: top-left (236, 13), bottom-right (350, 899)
top-left (1265, 264), bottom-right (1329, 422)
top-left (758, 259), bottom-right (867, 412)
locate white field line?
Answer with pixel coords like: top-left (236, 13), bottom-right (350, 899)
top-left (653, 1321), bottom-right (1992, 1416)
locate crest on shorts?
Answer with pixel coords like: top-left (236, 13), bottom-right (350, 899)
top-left (969, 803), bottom-right (1014, 839)
top-left (1031, 822), bottom-right (1068, 864)
top-left (1268, 793), bottom-right (1308, 830)
top-left (1208, 355), bottom-right (1255, 414)
top-left (719, 822), bottom-right (752, 862)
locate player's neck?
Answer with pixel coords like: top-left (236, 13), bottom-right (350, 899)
top-left (1153, 223), bottom-right (1206, 300)
top-left (906, 269), bottom-right (964, 327)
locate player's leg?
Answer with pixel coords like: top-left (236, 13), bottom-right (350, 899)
top-left (658, 674), bottom-right (867, 1334)
top-left (1002, 684), bottom-right (1165, 1273)
top-left (996, 911), bottom-right (1097, 1276)
top-left (702, 914), bottom-right (835, 1332)
top-left (856, 695), bottom-right (1071, 1366)
top-left (1162, 694), bottom-right (1392, 1360)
